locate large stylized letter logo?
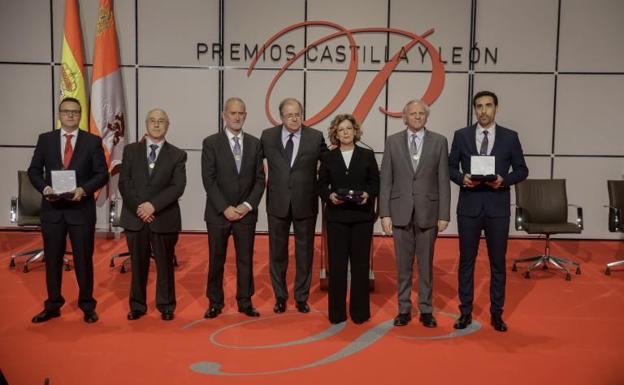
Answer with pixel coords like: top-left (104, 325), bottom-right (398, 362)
top-left (247, 21), bottom-right (446, 125)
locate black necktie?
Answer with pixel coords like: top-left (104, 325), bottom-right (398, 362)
top-left (284, 133), bottom-right (294, 166)
top-left (480, 130), bottom-right (489, 155)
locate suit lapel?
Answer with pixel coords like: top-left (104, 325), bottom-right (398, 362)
top-left (291, 126), bottom-right (306, 168)
top-left (67, 130), bottom-right (84, 170)
top-left (240, 133), bottom-right (254, 175)
top-left (414, 129), bottom-right (432, 175)
top-left (490, 124), bottom-right (500, 155)
top-left (467, 124), bottom-right (479, 155)
top-left (138, 141), bottom-right (150, 180)
top-left (400, 129), bottom-right (415, 175)
top-left (219, 132), bottom-right (239, 175)
top-left (54, 130), bottom-right (64, 169)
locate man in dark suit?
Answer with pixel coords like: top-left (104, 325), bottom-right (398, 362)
top-left (28, 97), bottom-right (109, 323)
top-left (380, 99), bottom-right (451, 328)
top-left (449, 90), bottom-right (528, 332)
top-left (119, 108), bottom-right (187, 321)
top-left (202, 97), bottom-right (265, 319)
top-left (261, 98), bottom-right (327, 313)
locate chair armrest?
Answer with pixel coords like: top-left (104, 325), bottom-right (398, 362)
top-left (609, 206), bottom-right (622, 232)
top-left (568, 204), bottom-right (583, 230)
top-left (515, 206), bottom-right (525, 231)
top-left (109, 197), bottom-right (123, 227)
top-left (10, 196), bottom-right (17, 223)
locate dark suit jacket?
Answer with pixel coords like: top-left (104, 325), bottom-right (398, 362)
top-left (449, 124), bottom-right (529, 217)
top-left (28, 129), bottom-right (109, 225)
top-left (118, 141), bottom-right (187, 232)
top-left (318, 146), bottom-right (379, 223)
top-left (261, 125), bottom-right (327, 219)
top-left (201, 131), bottom-right (265, 225)
top-left (379, 129), bottom-right (451, 228)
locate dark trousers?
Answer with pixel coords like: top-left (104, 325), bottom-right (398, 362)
top-left (268, 208), bottom-right (317, 303)
top-left (326, 221), bottom-right (373, 323)
top-left (457, 210), bottom-right (510, 316)
top-left (41, 220), bottom-right (96, 312)
top-left (206, 221), bottom-right (256, 310)
top-left (125, 227), bottom-right (178, 314)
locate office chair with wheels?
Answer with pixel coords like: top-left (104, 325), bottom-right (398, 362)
top-left (512, 179), bottom-right (583, 281)
top-left (605, 180), bottom-right (624, 275)
top-left (9, 170), bottom-right (71, 272)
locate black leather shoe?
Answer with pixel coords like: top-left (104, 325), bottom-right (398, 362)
top-left (296, 301), bottom-right (310, 313)
top-left (127, 310), bottom-right (146, 320)
top-left (273, 299), bottom-right (287, 313)
top-left (393, 313), bottom-right (412, 326)
top-left (419, 313), bottom-right (437, 328)
top-left (352, 318), bottom-right (369, 325)
top-left (453, 313), bottom-right (472, 329)
top-left (238, 307), bottom-right (260, 317)
top-left (161, 311), bottom-right (174, 321)
top-left (83, 310), bottom-right (99, 324)
top-left (204, 306), bottom-right (222, 319)
top-left (491, 314), bottom-right (508, 332)
top-left (31, 309), bottom-right (60, 323)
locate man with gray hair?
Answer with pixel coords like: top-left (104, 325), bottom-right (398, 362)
top-left (119, 108), bottom-right (187, 321)
top-left (379, 99), bottom-right (450, 327)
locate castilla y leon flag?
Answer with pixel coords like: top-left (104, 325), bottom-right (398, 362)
top-left (59, 0), bottom-right (88, 130)
top-left (90, 0), bottom-right (125, 174)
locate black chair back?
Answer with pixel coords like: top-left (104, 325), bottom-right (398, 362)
top-left (17, 170), bottom-right (42, 226)
top-left (515, 179), bottom-right (568, 224)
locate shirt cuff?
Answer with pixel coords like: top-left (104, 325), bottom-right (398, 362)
top-left (243, 201), bottom-right (253, 210)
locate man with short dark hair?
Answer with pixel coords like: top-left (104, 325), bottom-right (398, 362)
top-left (28, 97), bottom-right (109, 323)
top-left (449, 90), bottom-right (529, 332)
top-left (261, 98), bottom-right (327, 314)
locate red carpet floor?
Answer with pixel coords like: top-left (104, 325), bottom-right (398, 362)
top-left (1, 232), bottom-right (623, 385)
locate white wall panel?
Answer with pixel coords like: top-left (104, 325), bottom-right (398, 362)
top-left (137, 68), bottom-right (219, 150)
top-left (475, 0), bottom-right (558, 71)
top-left (474, 74), bottom-right (555, 155)
top-left (559, 0), bottom-right (624, 72)
top-left (0, 0), bottom-right (50, 62)
top-left (0, 64), bottom-right (53, 146)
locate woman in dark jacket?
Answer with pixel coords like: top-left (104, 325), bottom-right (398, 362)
top-left (318, 114), bottom-right (379, 324)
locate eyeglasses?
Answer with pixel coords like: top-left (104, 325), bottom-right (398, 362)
top-left (60, 109), bottom-right (81, 116)
top-left (282, 113), bottom-right (301, 120)
top-left (147, 118), bottom-right (168, 125)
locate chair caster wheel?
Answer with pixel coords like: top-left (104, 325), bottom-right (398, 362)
top-left (565, 273), bottom-right (571, 281)
top-left (523, 271), bottom-right (530, 279)
top-left (575, 267), bottom-right (581, 275)
top-left (23, 265), bottom-right (29, 273)
top-left (511, 264), bottom-right (517, 272)
top-left (605, 268), bottom-right (611, 275)
top-left (120, 266), bottom-right (126, 274)
top-left (543, 264), bottom-right (548, 270)
top-left (109, 261), bottom-right (115, 268)
top-left (10, 259), bottom-right (16, 268)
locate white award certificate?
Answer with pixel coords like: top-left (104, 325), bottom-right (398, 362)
top-left (51, 170), bottom-right (77, 194)
top-left (471, 156), bottom-right (495, 176)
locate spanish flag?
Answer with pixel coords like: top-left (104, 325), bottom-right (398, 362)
top-left (90, 0), bottom-right (125, 173)
top-left (59, 0), bottom-right (88, 130)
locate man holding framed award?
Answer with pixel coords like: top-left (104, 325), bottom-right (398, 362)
top-left (28, 97), bottom-right (109, 323)
top-left (449, 90), bottom-right (529, 332)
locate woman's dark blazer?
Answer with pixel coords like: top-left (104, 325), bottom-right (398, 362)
top-left (318, 145), bottom-right (380, 223)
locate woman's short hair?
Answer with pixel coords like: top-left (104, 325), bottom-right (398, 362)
top-left (327, 114), bottom-right (362, 146)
